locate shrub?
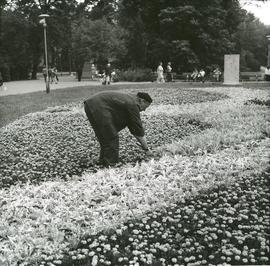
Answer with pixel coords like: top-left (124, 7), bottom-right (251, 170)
top-left (116, 68), bottom-right (154, 82)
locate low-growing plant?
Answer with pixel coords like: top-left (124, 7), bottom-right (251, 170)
top-left (245, 98), bottom-right (270, 107)
top-left (39, 168), bottom-right (270, 266)
top-left (0, 86), bottom-right (269, 266)
top-left (116, 68), bottom-right (154, 82)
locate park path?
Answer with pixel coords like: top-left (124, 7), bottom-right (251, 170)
top-left (0, 75), bottom-right (102, 96)
top-left (0, 74), bottom-right (152, 96)
top-left (1, 75), bottom-right (269, 97)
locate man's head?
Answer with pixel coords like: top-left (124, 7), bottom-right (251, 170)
top-left (137, 92), bottom-right (152, 111)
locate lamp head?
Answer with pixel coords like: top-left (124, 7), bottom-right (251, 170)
top-left (39, 14), bottom-right (49, 27)
top-left (39, 14), bottom-right (50, 19)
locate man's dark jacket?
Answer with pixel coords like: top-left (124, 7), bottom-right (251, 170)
top-left (84, 91), bottom-right (145, 140)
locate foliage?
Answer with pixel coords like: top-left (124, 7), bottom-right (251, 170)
top-left (116, 68), bottom-right (154, 82)
top-left (89, 0), bottom-right (118, 23)
top-left (50, 170), bottom-right (270, 266)
top-left (71, 17), bottom-right (127, 73)
top-left (117, 0), bottom-right (269, 71)
top-left (0, 0), bottom-right (269, 80)
top-left (0, 86), bottom-right (269, 265)
top-left (118, 0), bottom-right (243, 71)
top-left (0, 88), bottom-right (224, 187)
top-left (0, 0), bottom-right (93, 79)
top-left (0, 10), bottom-right (32, 80)
top-left (235, 12), bottom-right (269, 70)
top-left (245, 97), bottom-right (270, 106)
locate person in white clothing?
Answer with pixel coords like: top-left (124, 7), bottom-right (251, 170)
top-left (198, 69), bottom-right (206, 83)
top-left (157, 62), bottom-right (165, 83)
top-left (213, 67), bottom-right (222, 82)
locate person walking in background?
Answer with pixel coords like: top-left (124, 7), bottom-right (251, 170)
top-left (91, 64), bottom-right (96, 80)
top-left (48, 66), bottom-right (54, 84)
top-left (105, 63), bottom-right (112, 85)
top-left (264, 66), bottom-right (270, 81)
top-left (157, 62), bottom-right (165, 83)
top-left (213, 67), bottom-right (222, 82)
top-left (166, 62), bottom-right (173, 82)
top-left (42, 65), bottom-right (47, 82)
top-left (52, 66), bottom-right (59, 84)
top-left (84, 91), bottom-right (153, 167)
top-left (48, 66), bottom-right (58, 84)
top-left (101, 69), bottom-right (106, 85)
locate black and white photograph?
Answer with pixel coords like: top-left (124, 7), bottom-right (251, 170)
top-left (0, 0), bottom-right (269, 265)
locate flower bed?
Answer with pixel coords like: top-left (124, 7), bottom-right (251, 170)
top-left (47, 168), bottom-right (269, 266)
top-left (123, 87), bottom-right (228, 105)
top-left (0, 86), bottom-right (269, 266)
top-left (0, 88), bottom-right (219, 188)
top-left (0, 111), bottom-right (211, 188)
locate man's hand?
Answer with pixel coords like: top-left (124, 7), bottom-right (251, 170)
top-left (145, 149), bottom-right (153, 157)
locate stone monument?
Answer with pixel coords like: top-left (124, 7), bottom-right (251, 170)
top-left (81, 62), bottom-right (92, 79)
top-left (223, 54), bottom-right (240, 85)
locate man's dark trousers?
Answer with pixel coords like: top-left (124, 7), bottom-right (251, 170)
top-left (84, 102), bottom-right (119, 166)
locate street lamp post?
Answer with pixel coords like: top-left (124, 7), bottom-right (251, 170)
top-left (39, 14), bottom-right (50, 93)
top-left (58, 48), bottom-right (63, 76)
top-left (266, 35), bottom-right (270, 67)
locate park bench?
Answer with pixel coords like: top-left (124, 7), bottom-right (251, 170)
top-left (240, 72), bottom-right (264, 81)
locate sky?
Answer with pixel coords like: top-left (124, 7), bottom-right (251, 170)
top-left (240, 0), bottom-right (270, 25)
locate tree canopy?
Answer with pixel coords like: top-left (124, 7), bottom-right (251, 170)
top-left (0, 0), bottom-right (269, 80)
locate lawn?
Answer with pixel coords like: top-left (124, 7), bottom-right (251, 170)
top-left (0, 82), bottom-right (224, 128)
top-left (0, 82), bottom-right (268, 128)
top-left (0, 84), bottom-right (269, 266)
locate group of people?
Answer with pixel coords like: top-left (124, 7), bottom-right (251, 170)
top-left (101, 63), bottom-right (114, 85)
top-left (156, 62), bottom-right (173, 83)
top-left (189, 68), bottom-right (206, 82)
top-left (188, 67), bottom-right (222, 82)
top-left (92, 63), bottom-right (115, 85)
top-left (42, 66), bottom-right (59, 84)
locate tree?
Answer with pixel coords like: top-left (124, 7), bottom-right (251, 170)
top-left (71, 17), bottom-right (127, 78)
top-left (118, 0), bottom-right (244, 71)
top-left (235, 12), bottom-right (269, 70)
top-left (1, 10), bottom-right (32, 80)
top-left (89, 0), bottom-right (117, 22)
top-left (0, 0), bottom-right (9, 80)
top-left (3, 0), bottom-right (95, 79)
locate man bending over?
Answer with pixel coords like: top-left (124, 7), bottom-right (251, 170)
top-left (84, 91), bottom-right (153, 167)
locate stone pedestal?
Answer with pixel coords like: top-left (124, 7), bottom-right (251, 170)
top-left (81, 62), bottom-right (92, 79)
top-left (223, 54), bottom-right (240, 85)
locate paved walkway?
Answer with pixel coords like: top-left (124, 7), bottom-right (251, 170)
top-left (0, 75), bottom-right (103, 96)
top-left (1, 75), bottom-right (269, 97)
top-left (0, 74), bottom-right (154, 96)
